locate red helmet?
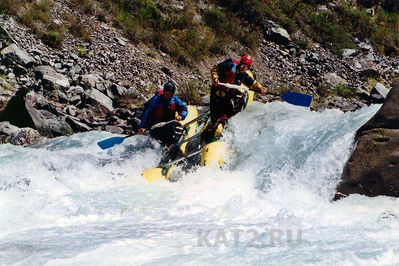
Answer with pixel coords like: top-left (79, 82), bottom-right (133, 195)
top-left (240, 54), bottom-right (254, 67)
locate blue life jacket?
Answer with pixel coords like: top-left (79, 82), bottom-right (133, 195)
top-left (139, 93), bottom-right (188, 129)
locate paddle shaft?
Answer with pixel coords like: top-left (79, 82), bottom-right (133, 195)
top-left (182, 110), bottom-right (210, 129)
top-left (220, 82), bottom-right (286, 94)
top-left (150, 119), bottom-right (176, 130)
top-left (218, 82), bottom-right (312, 107)
top-left (161, 111), bottom-right (210, 157)
top-left (161, 147), bottom-right (203, 167)
top-left (98, 109), bottom-right (210, 150)
top-left (119, 120), bottom-right (176, 140)
top-left (218, 82), bottom-right (253, 91)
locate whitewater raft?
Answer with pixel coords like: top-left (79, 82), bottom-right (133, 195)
top-left (142, 82), bottom-right (255, 182)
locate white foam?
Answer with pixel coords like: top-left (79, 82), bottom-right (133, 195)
top-left (1, 103), bottom-right (390, 265)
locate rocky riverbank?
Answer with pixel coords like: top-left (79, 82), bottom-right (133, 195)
top-left (0, 0), bottom-right (398, 146)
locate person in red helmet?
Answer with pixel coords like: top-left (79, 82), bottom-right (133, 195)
top-left (209, 54), bottom-right (266, 124)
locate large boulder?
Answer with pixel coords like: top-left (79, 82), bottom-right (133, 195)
top-left (0, 121), bottom-right (43, 145)
top-left (0, 24), bottom-right (14, 49)
top-left (0, 77), bottom-right (15, 96)
top-left (334, 82), bottom-right (399, 200)
top-left (1, 43), bottom-right (35, 67)
top-left (264, 21), bottom-right (291, 45)
top-left (370, 82), bottom-right (390, 103)
top-left (0, 88), bottom-right (73, 138)
top-left (33, 65), bottom-right (70, 91)
top-left (81, 73), bottom-right (103, 89)
top-left (323, 73), bottom-right (348, 87)
top-left (82, 89), bottom-right (114, 115)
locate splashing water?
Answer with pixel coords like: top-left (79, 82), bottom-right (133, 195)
top-left (1, 102), bottom-right (399, 265)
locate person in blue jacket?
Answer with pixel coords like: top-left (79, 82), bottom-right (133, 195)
top-left (138, 81), bottom-right (188, 145)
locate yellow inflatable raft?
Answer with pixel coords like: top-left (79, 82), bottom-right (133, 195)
top-left (142, 105), bottom-right (198, 182)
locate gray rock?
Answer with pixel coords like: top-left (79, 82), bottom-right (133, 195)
top-left (0, 90), bottom-right (73, 137)
top-left (358, 42), bottom-right (374, 52)
top-left (298, 53), bottom-right (307, 65)
top-left (13, 64), bottom-right (28, 75)
top-left (0, 121), bottom-right (20, 135)
top-left (96, 82), bottom-right (106, 93)
top-left (111, 84), bottom-right (127, 97)
top-left (7, 72), bottom-right (15, 79)
top-left (371, 82), bottom-right (389, 98)
top-left (69, 95), bottom-right (81, 105)
top-left (356, 87), bottom-right (371, 100)
top-left (323, 73), bottom-right (348, 87)
top-left (371, 93), bottom-right (385, 103)
top-left (65, 116), bottom-right (92, 132)
top-left (68, 85), bottom-right (84, 96)
top-left (0, 25), bottom-right (14, 49)
top-left (201, 96), bottom-right (210, 105)
top-left (8, 127), bottom-right (43, 146)
top-left (0, 77), bottom-right (14, 96)
top-left (1, 43), bottom-right (35, 67)
top-left (266, 22), bottom-right (291, 45)
top-left (341, 103), bottom-right (358, 112)
top-left (58, 90), bottom-right (69, 103)
top-left (33, 65), bottom-right (55, 79)
top-left (30, 49), bottom-right (43, 56)
top-left (114, 37), bottom-right (126, 46)
top-left (46, 117), bottom-right (74, 137)
top-left (105, 125), bottom-right (124, 134)
top-left (83, 89), bottom-right (114, 115)
top-left (342, 49), bottom-right (357, 57)
top-left (308, 52), bottom-right (319, 63)
top-left (66, 105), bottom-right (77, 116)
top-left (126, 87), bottom-right (139, 97)
top-left (70, 53), bottom-right (79, 60)
top-left (361, 68), bottom-right (380, 78)
top-left (81, 73), bottom-right (103, 89)
top-left (70, 64), bottom-right (83, 75)
top-left (0, 65), bottom-right (6, 75)
top-left (42, 71), bottom-right (70, 90)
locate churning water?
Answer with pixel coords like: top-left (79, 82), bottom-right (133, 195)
top-left (2, 102), bottom-right (398, 265)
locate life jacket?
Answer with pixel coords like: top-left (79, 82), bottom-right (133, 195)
top-left (143, 89), bottom-right (164, 112)
top-left (218, 58), bottom-right (240, 84)
top-left (153, 97), bottom-right (177, 122)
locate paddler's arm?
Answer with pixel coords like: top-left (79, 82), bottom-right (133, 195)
top-left (242, 72), bottom-right (267, 95)
top-left (174, 96), bottom-right (188, 121)
top-left (250, 81), bottom-right (267, 95)
top-left (211, 64), bottom-right (220, 87)
top-left (138, 95), bottom-right (159, 134)
top-left (211, 58), bottom-right (235, 92)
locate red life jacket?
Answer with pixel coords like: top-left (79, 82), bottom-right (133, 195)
top-left (219, 58), bottom-right (240, 84)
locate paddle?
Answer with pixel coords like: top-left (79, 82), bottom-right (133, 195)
top-left (219, 82), bottom-right (312, 107)
top-left (97, 120), bottom-right (174, 150)
top-left (160, 148), bottom-right (203, 167)
top-left (161, 110), bottom-right (209, 153)
top-left (97, 110), bottom-right (210, 150)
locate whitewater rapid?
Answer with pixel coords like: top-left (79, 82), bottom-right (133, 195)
top-left (1, 102), bottom-right (399, 265)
